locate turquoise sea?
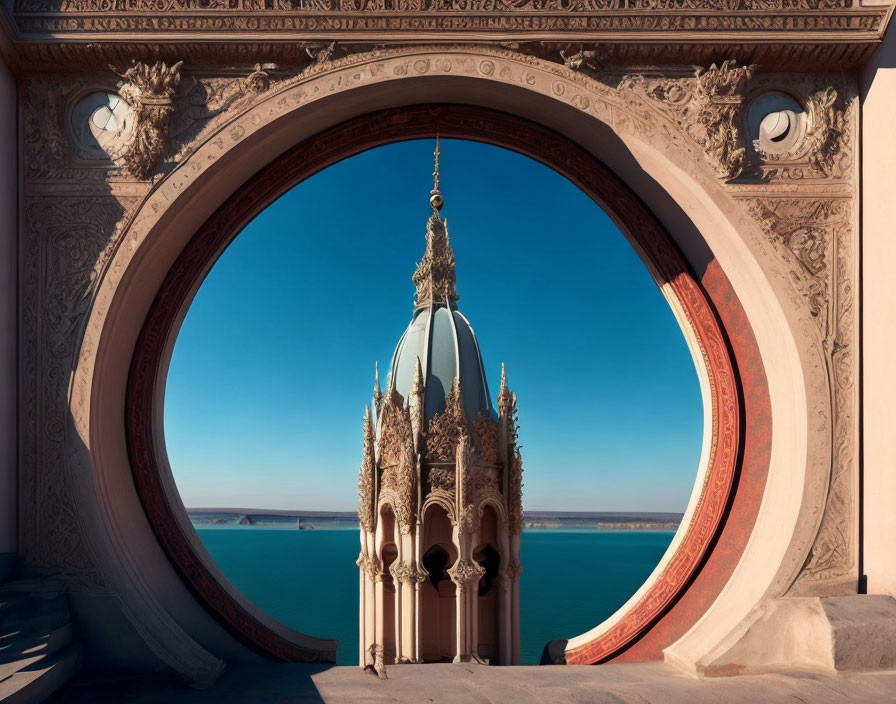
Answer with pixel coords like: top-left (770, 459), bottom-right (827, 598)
top-left (197, 527), bottom-right (674, 665)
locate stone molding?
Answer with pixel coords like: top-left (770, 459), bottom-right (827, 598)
top-left (17, 43), bottom-right (857, 676)
top-left (5, 2), bottom-right (890, 46)
top-left (2, 1), bottom-right (893, 70)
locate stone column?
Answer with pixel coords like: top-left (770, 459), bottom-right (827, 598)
top-left (412, 563), bottom-right (427, 663)
top-left (497, 524), bottom-right (512, 664)
top-left (391, 563), bottom-right (402, 663)
top-left (449, 559), bottom-right (485, 663)
top-left (0, 57), bottom-right (15, 582)
top-left (509, 533), bottom-right (523, 665)
top-left (498, 574), bottom-right (512, 665)
top-left (374, 571), bottom-right (385, 657)
top-left (413, 528), bottom-right (424, 663)
top-left (861, 20), bottom-right (896, 598)
top-left (357, 553), bottom-right (366, 666)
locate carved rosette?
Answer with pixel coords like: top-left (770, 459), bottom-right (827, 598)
top-left (113, 60), bottom-right (183, 179)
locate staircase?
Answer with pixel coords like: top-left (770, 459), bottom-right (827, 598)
top-left (0, 578), bottom-right (82, 703)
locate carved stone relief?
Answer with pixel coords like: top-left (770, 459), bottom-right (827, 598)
top-left (18, 41), bottom-right (859, 672)
top-left (112, 60), bottom-right (183, 180)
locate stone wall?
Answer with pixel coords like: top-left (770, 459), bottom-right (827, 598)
top-left (10, 38), bottom-right (866, 680)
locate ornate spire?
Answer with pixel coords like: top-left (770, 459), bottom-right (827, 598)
top-left (413, 138), bottom-right (458, 309)
top-left (358, 405), bottom-right (376, 533)
top-left (411, 356), bottom-right (424, 397)
top-left (374, 361), bottom-right (382, 408)
top-left (498, 362), bottom-right (513, 419)
top-left (430, 135), bottom-right (443, 212)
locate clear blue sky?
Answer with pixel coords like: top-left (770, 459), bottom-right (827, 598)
top-left (164, 139), bottom-right (703, 513)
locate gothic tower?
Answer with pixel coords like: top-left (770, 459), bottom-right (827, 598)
top-left (357, 141), bottom-right (523, 671)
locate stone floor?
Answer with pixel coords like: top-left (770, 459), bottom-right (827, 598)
top-left (47, 661), bottom-right (896, 704)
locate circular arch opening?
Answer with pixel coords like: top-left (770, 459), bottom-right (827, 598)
top-left (126, 103), bottom-right (741, 666)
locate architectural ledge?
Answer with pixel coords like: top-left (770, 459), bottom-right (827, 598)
top-left (674, 595), bottom-right (896, 678)
top-left (1, 1), bottom-right (894, 71)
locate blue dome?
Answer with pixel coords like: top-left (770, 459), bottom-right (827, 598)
top-left (389, 304), bottom-right (493, 421)
top-left (384, 211), bottom-right (494, 422)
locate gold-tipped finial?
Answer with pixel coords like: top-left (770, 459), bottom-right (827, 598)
top-left (429, 135), bottom-right (444, 212)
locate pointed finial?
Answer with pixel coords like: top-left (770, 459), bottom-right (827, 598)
top-left (412, 356), bottom-right (424, 396)
top-left (412, 140), bottom-right (458, 309)
top-left (373, 362), bottom-right (382, 407)
top-left (430, 135), bottom-right (443, 212)
top-left (500, 362), bottom-right (507, 394)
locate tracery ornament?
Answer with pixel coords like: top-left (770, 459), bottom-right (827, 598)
top-left (112, 60), bottom-right (183, 179)
top-left (425, 377), bottom-right (467, 462)
top-left (506, 560), bottom-right (523, 581)
top-left (358, 407), bottom-right (377, 532)
top-left (377, 389), bottom-right (417, 532)
top-left (472, 413), bottom-right (499, 467)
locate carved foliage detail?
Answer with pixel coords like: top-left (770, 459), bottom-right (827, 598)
top-left (377, 390), bottom-right (416, 533)
top-left (448, 559), bottom-right (485, 588)
top-left (358, 407), bottom-right (377, 532)
top-left (425, 377), bottom-right (466, 462)
top-left (805, 86), bottom-right (847, 178)
top-left (413, 214), bottom-right (458, 308)
top-left (113, 60), bottom-right (183, 179)
top-left (691, 59), bottom-right (756, 180)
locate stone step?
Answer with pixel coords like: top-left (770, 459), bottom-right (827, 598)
top-left (0, 623), bottom-right (73, 665)
top-left (0, 593), bottom-right (30, 618)
top-left (0, 642), bottom-right (82, 704)
top-left (0, 580), bottom-right (64, 600)
top-left (0, 599), bottom-right (70, 643)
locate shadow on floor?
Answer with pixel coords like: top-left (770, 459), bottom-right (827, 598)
top-left (47, 662), bottom-right (334, 704)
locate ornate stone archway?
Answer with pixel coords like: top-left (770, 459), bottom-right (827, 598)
top-left (18, 40), bottom-right (858, 684)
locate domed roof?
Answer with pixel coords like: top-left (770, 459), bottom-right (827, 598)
top-left (385, 203), bottom-right (494, 422)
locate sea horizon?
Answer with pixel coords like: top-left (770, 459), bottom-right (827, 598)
top-left (186, 508), bottom-right (684, 531)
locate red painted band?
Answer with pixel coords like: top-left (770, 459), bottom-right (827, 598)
top-left (127, 104), bottom-right (745, 663)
